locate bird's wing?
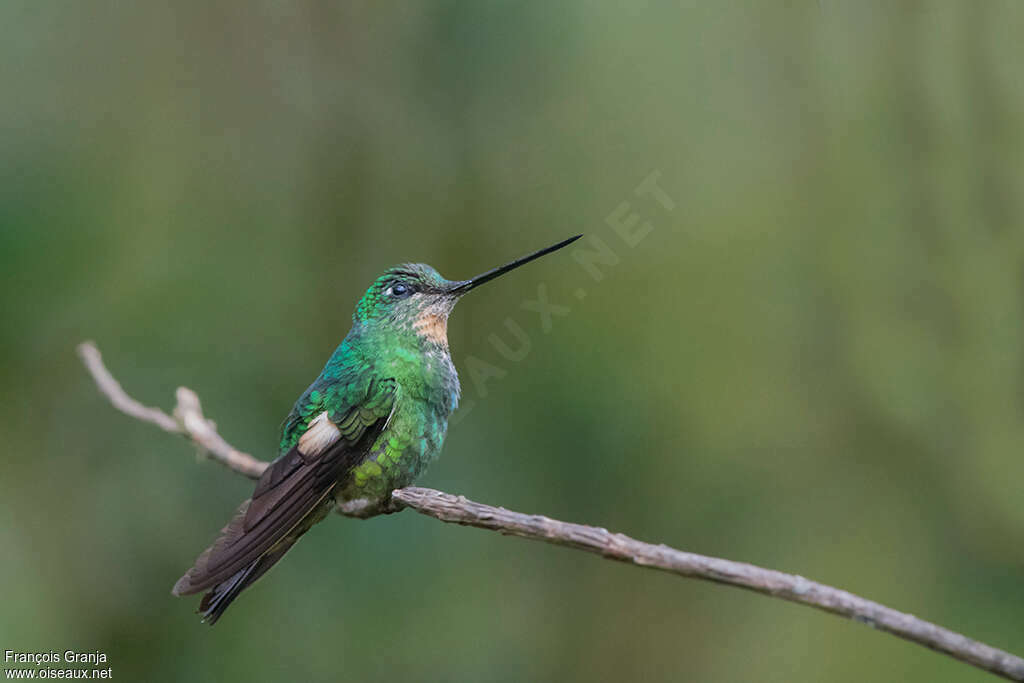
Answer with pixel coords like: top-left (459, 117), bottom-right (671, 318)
top-left (172, 377), bottom-right (399, 595)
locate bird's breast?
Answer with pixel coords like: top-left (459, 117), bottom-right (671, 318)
top-left (337, 395), bottom-right (451, 510)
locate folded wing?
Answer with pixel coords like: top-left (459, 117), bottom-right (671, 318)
top-left (172, 378), bottom-right (398, 606)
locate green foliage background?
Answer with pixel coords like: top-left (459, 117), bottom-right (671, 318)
top-left (2, 2), bottom-right (1023, 681)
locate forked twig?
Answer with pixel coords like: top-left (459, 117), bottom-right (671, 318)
top-left (78, 341), bottom-right (1024, 681)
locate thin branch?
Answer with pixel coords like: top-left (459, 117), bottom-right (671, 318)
top-left (391, 487), bottom-right (1024, 681)
top-left (77, 342), bottom-right (267, 479)
top-left (78, 341), bottom-right (1024, 682)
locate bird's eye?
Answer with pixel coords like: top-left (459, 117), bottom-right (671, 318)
top-left (388, 282), bottom-right (412, 298)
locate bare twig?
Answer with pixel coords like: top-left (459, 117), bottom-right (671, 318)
top-left (77, 342), bottom-right (267, 479)
top-left (78, 341), bottom-right (1024, 682)
top-left (391, 487), bottom-right (1024, 681)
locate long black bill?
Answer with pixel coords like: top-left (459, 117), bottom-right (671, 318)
top-left (448, 234), bottom-right (582, 295)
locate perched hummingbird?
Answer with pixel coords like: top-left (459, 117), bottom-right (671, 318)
top-left (172, 235), bottom-right (581, 623)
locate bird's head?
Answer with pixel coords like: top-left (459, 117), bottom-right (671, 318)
top-left (352, 235), bottom-right (581, 347)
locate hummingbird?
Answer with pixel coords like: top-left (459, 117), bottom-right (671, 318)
top-left (172, 234), bottom-right (581, 623)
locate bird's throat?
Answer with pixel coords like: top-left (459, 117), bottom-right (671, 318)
top-left (413, 311), bottom-right (449, 347)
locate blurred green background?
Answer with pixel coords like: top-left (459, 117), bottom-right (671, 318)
top-left (2, 1), bottom-right (1023, 681)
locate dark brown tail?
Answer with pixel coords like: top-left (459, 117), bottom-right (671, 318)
top-left (172, 496), bottom-right (309, 625)
top-left (172, 438), bottom-right (354, 624)
top-left (194, 538), bottom-right (296, 625)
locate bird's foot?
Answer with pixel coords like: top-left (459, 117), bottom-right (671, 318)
top-left (334, 495), bottom-right (404, 518)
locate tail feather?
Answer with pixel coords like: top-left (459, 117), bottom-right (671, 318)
top-left (172, 435), bottom-right (367, 624)
top-left (196, 538), bottom-right (295, 625)
top-left (172, 494), bottom-right (313, 625)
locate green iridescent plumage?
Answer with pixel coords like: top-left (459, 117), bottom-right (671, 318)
top-left (172, 236), bottom-right (580, 624)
